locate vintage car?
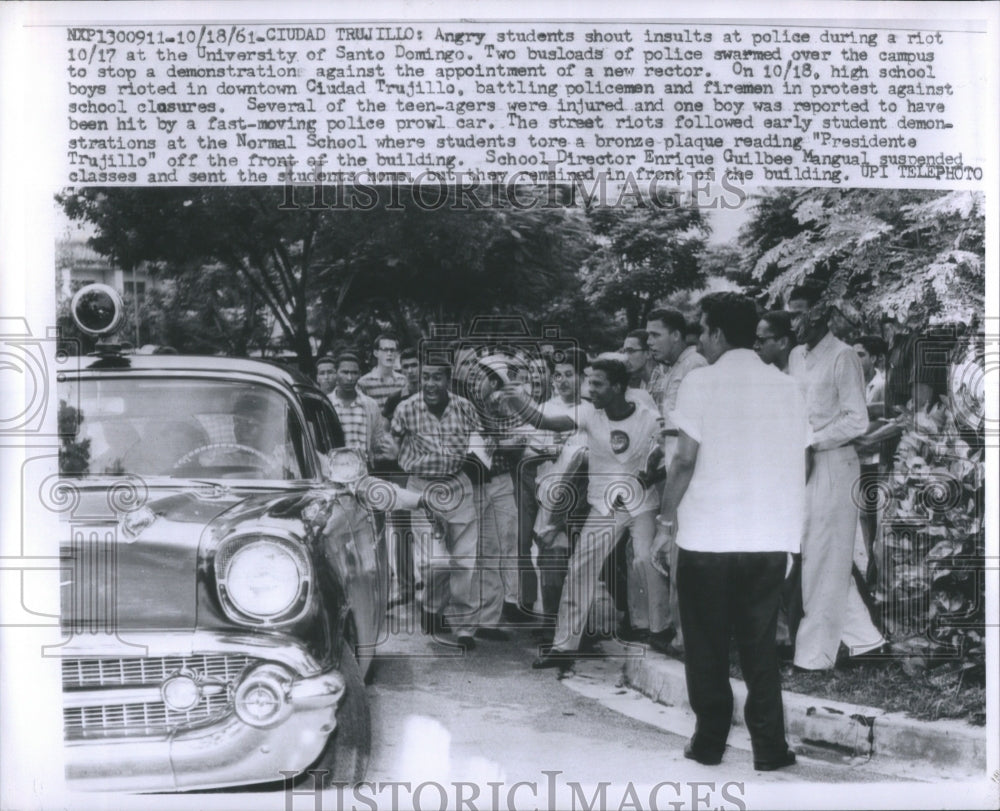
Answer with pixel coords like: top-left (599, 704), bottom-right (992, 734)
top-left (57, 284), bottom-right (413, 791)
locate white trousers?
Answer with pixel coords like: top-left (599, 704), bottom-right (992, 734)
top-left (794, 446), bottom-right (884, 670)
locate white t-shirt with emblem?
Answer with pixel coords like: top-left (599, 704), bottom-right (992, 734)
top-left (575, 400), bottom-right (661, 516)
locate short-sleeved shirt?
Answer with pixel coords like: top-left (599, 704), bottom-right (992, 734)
top-left (357, 370), bottom-right (408, 410)
top-left (575, 399), bottom-right (661, 516)
top-left (659, 345), bottom-right (708, 465)
top-left (329, 390), bottom-right (383, 465)
top-left (390, 393), bottom-right (481, 478)
top-left (670, 348), bottom-right (808, 553)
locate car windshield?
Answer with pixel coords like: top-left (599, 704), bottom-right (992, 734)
top-left (58, 377), bottom-right (308, 480)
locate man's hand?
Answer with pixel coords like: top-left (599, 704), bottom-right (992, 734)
top-left (375, 433), bottom-right (399, 460)
top-left (501, 382), bottom-right (530, 410)
top-left (651, 515), bottom-right (677, 578)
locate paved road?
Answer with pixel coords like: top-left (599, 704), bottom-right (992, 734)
top-left (340, 604), bottom-right (899, 810)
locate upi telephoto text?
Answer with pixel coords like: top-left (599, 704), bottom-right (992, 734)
top-left (62, 21), bottom-right (983, 186)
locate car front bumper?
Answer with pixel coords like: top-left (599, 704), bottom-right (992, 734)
top-left (61, 631), bottom-right (346, 792)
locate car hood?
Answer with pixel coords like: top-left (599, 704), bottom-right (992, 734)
top-left (60, 481), bottom-right (309, 634)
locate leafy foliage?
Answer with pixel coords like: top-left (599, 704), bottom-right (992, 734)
top-left (56, 188), bottom-right (591, 370)
top-left (737, 189), bottom-right (985, 323)
top-left (580, 203), bottom-right (709, 329)
top-left (875, 377), bottom-right (985, 680)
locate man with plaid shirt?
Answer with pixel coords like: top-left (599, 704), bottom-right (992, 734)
top-left (465, 355), bottom-right (527, 632)
top-left (390, 358), bottom-right (485, 650)
top-left (358, 334), bottom-right (408, 410)
top-left (327, 351), bottom-right (387, 468)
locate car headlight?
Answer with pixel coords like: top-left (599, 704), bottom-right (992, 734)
top-left (324, 447), bottom-right (367, 486)
top-left (215, 535), bottom-right (311, 624)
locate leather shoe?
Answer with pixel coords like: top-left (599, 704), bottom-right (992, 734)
top-left (754, 749), bottom-right (796, 771)
top-left (683, 742), bottom-right (723, 766)
top-left (839, 643), bottom-right (892, 667)
top-left (532, 647), bottom-right (574, 671)
top-left (456, 634), bottom-right (476, 651)
top-left (476, 627), bottom-right (511, 641)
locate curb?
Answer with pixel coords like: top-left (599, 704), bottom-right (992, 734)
top-left (623, 650), bottom-right (986, 771)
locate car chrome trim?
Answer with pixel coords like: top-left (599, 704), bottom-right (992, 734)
top-left (63, 686), bottom-right (164, 709)
top-left (65, 668), bottom-right (345, 792)
top-left (214, 531), bottom-right (314, 627)
top-left (55, 631), bottom-right (325, 677)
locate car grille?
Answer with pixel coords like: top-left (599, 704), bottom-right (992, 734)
top-left (63, 654), bottom-right (258, 740)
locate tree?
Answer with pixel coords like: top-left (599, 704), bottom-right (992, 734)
top-left (57, 187), bottom-right (591, 371)
top-left (579, 202), bottom-right (709, 330)
top-left (737, 189), bottom-right (985, 325)
top-left (731, 188), bottom-right (810, 294)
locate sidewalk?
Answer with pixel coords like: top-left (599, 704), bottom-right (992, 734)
top-left (622, 648), bottom-right (988, 776)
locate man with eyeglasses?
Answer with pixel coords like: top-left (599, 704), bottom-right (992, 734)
top-left (358, 334), bottom-right (408, 411)
top-left (621, 330), bottom-right (663, 397)
top-left (755, 311), bottom-right (796, 372)
top-left (754, 310), bottom-right (800, 654)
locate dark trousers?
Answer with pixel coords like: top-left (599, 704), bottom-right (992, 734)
top-left (677, 549), bottom-right (789, 762)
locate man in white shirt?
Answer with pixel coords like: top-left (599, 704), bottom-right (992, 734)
top-left (787, 287), bottom-right (885, 670)
top-left (505, 358), bottom-right (663, 668)
top-left (653, 292), bottom-right (807, 771)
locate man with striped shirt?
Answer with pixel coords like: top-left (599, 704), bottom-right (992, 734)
top-left (327, 351), bottom-right (386, 468)
top-left (358, 334), bottom-right (408, 410)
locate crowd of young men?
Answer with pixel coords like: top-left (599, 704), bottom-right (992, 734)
top-left (312, 290), bottom-right (893, 769)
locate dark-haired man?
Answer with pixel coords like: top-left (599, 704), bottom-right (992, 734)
top-left (358, 334), bottom-right (407, 410)
top-left (683, 319), bottom-right (701, 349)
top-left (654, 291), bottom-right (807, 770)
top-left (755, 311), bottom-right (796, 373)
top-left (621, 330), bottom-right (659, 393)
top-left (506, 358), bottom-right (662, 668)
top-left (328, 352), bottom-right (386, 468)
top-left (787, 287), bottom-right (884, 670)
top-left (529, 346), bottom-right (591, 622)
top-left (390, 360), bottom-right (484, 650)
top-left (646, 307), bottom-right (706, 651)
top-left (315, 355), bottom-right (338, 396)
top-left (754, 310), bottom-right (800, 651)
top-left (382, 347), bottom-right (421, 422)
